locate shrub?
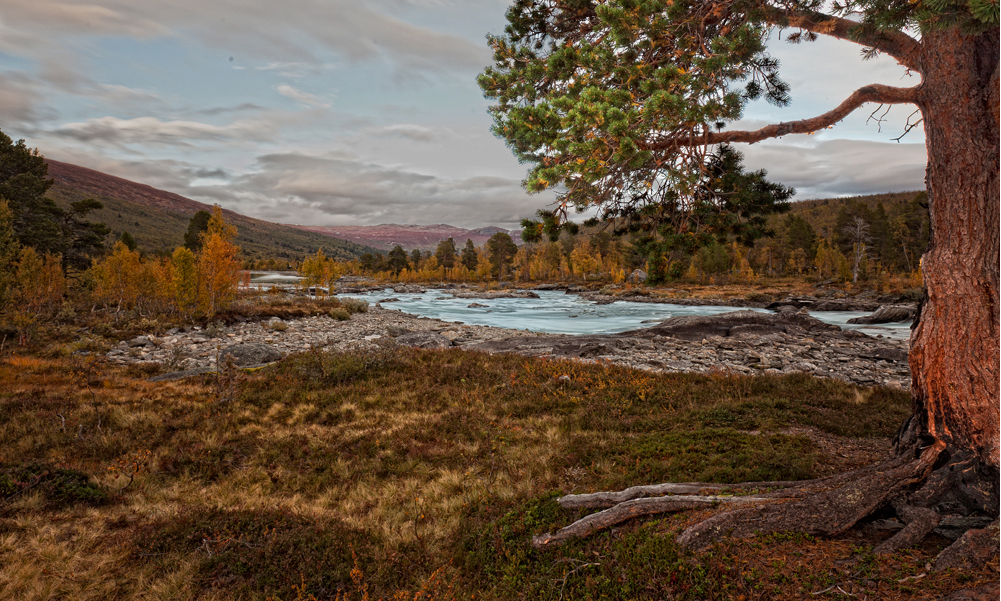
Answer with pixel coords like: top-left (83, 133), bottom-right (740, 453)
top-left (0, 464), bottom-right (107, 508)
top-left (340, 297), bottom-right (369, 314)
top-left (329, 307), bottom-right (350, 321)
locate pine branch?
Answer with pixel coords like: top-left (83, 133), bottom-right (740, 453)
top-left (764, 6), bottom-right (923, 72)
top-left (641, 83), bottom-right (919, 150)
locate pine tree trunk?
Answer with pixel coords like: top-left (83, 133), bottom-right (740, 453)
top-left (906, 27), bottom-right (999, 515)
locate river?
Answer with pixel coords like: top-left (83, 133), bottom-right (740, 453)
top-left (336, 288), bottom-right (913, 341)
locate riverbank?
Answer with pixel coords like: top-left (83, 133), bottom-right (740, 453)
top-left (107, 302), bottom-right (912, 389)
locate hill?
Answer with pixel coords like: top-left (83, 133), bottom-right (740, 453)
top-left (291, 223), bottom-right (523, 251)
top-left (785, 191), bottom-right (925, 240)
top-left (44, 160), bottom-right (382, 262)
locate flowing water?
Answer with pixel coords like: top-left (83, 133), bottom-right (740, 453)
top-left (337, 288), bottom-right (913, 341)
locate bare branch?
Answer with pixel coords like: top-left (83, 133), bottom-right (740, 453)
top-left (764, 8), bottom-right (923, 72)
top-left (641, 83), bottom-right (919, 150)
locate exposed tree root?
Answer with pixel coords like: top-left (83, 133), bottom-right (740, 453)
top-left (531, 494), bottom-right (774, 548)
top-left (533, 438), bottom-right (999, 575)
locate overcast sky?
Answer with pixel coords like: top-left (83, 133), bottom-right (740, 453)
top-left (0, 0), bottom-right (926, 229)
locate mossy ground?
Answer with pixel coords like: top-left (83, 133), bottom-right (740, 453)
top-left (0, 346), bottom-right (994, 600)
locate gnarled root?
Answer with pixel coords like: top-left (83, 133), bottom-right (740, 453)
top-left (535, 438), bottom-right (998, 572)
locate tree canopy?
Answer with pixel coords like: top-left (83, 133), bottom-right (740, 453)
top-left (478, 0), bottom-right (994, 228)
top-left (0, 129), bottom-right (109, 273)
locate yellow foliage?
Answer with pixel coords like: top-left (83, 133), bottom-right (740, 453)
top-left (172, 247), bottom-right (199, 318)
top-left (92, 241), bottom-right (142, 313)
top-left (11, 248), bottom-right (65, 342)
top-left (197, 229), bottom-right (241, 317)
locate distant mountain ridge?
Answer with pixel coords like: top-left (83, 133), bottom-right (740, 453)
top-left (291, 223), bottom-right (523, 251)
top-left (43, 160), bottom-right (382, 261)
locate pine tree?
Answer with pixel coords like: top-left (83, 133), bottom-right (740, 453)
top-left (480, 0), bottom-right (1000, 563)
top-left (486, 232), bottom-right (518, 280)
top-left (434, 237), bottom-right (457, 269)
top-left (387, 246), bottom-right (409, 275)
top-left (460, 239), bottom-right (478, 271)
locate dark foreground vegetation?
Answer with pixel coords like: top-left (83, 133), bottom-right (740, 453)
top-left (1, 345), bottom-right (995, 600)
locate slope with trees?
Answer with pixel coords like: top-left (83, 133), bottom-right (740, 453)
top-left (479, 0), bottom-right (998, 572)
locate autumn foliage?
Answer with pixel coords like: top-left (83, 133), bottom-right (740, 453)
top-left (90, 205), bottom-right (242, 320)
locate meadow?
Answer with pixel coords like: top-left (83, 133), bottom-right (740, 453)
top-left (1, 338), bottom-right (994, 600)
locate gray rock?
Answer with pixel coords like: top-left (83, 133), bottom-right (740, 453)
top-left (392, 285), bottom-right (426, 294)
top-left (643, 310), bottom-right (840, 341)
top-left (386, 326), bottom-right (411, 337)
top-left (395, 332), bottom-right (452, 349)
top-left (627, 269), bottom-right (647, 283)
top-left (468, 303), bottom-right (489, 308)
top-left (219, 343), bottom-right (283, 366)
top-left (128, 335), bottom-right (151, 347)
top-left (847, 305), bottom-right (916, 324)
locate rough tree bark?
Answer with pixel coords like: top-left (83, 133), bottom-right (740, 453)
top-left (532, 26), bottom-right (1000, 573)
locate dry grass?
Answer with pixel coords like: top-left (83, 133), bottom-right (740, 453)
top-left (0, 348), bottom-right (991, 600)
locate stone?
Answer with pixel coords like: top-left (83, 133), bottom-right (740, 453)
top-left (395, 332), bottom-right (452, 349)
top-left (627, 269), bottom-right (647, 283)
top-left (468, 303), bottom-right (488, 308)
top-left (219, 343), bottom-right (283, 366)
top-left (846, 305), bottom-right (917, 324)
top-left (645, 310), bottom-right (840, 341)
top-left (128, 335), bottom-right (151, 347)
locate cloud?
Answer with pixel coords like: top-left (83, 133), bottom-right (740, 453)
top-left (216, 152), bottom-right (552, 228)
top-left (0, 1), bottom-right (492, 74)
top-left (741, 138), bottom-right (927, 199)
top-left (275, 85), bottom-right (331, 108)
top-left (367, 123), bottom-right (442, 142)
top-left (0, 74), bottom-right (49, 125)
top-left (50, 115), bottom-right (278, 147)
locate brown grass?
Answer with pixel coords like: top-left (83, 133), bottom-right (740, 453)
top-left (0, 347), bottom-right (991, 600)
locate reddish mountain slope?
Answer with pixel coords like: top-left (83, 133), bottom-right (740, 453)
top-left (46, 160), bottom-right (210, 215)
top-left (293, 224), bottom-right (522, 251)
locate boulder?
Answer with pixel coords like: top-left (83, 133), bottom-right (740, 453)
top-left (847, 305), bottom-right (917, 325)
top-left (395, 332), bottom-right (452, 349)
top-left (468, 303), bottom-right (489, 308)
top-left (392, 285), bottom-right (426, 294)
top-left (219, 343), bottom-right (283, 366)
top-left (642, 310), bottom-right (841, 341)
top-left (627, 269), bottom-right (647, 283)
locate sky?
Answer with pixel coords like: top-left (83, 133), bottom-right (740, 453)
top-left (0, 0), bottom-right (927, 229)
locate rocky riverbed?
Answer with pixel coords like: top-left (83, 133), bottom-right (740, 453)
top-left (108, 304), bottom-right (912, 389)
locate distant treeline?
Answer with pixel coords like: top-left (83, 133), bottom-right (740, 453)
top-left (299, 191), bottom-right (928, 287)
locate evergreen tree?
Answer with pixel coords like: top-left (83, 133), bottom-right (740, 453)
top-left (409, 248), bottom-right (422, 269)
top-left (183, 210), bottom-right (212, 252)
top-left (119, 231), bottom-right (138, 252)
top-left (460, 239), bottom-right (478, 271)
top-left (59, 199), bottom-right (111, 274)
top-left (781, 214), bottom-right (817, 262)
top-left (434, 237), bottom-right (457, 268)
top-left (0, 200), bottom-right (20, 314)
top-left (479, 0), bottom-right (1000, 558)
top-left (387, 246), bottom-right (409, 274)
top-left (486, 232), bottom-right (519, 280)
top-left (1, 130), bottom-right (109, 269)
